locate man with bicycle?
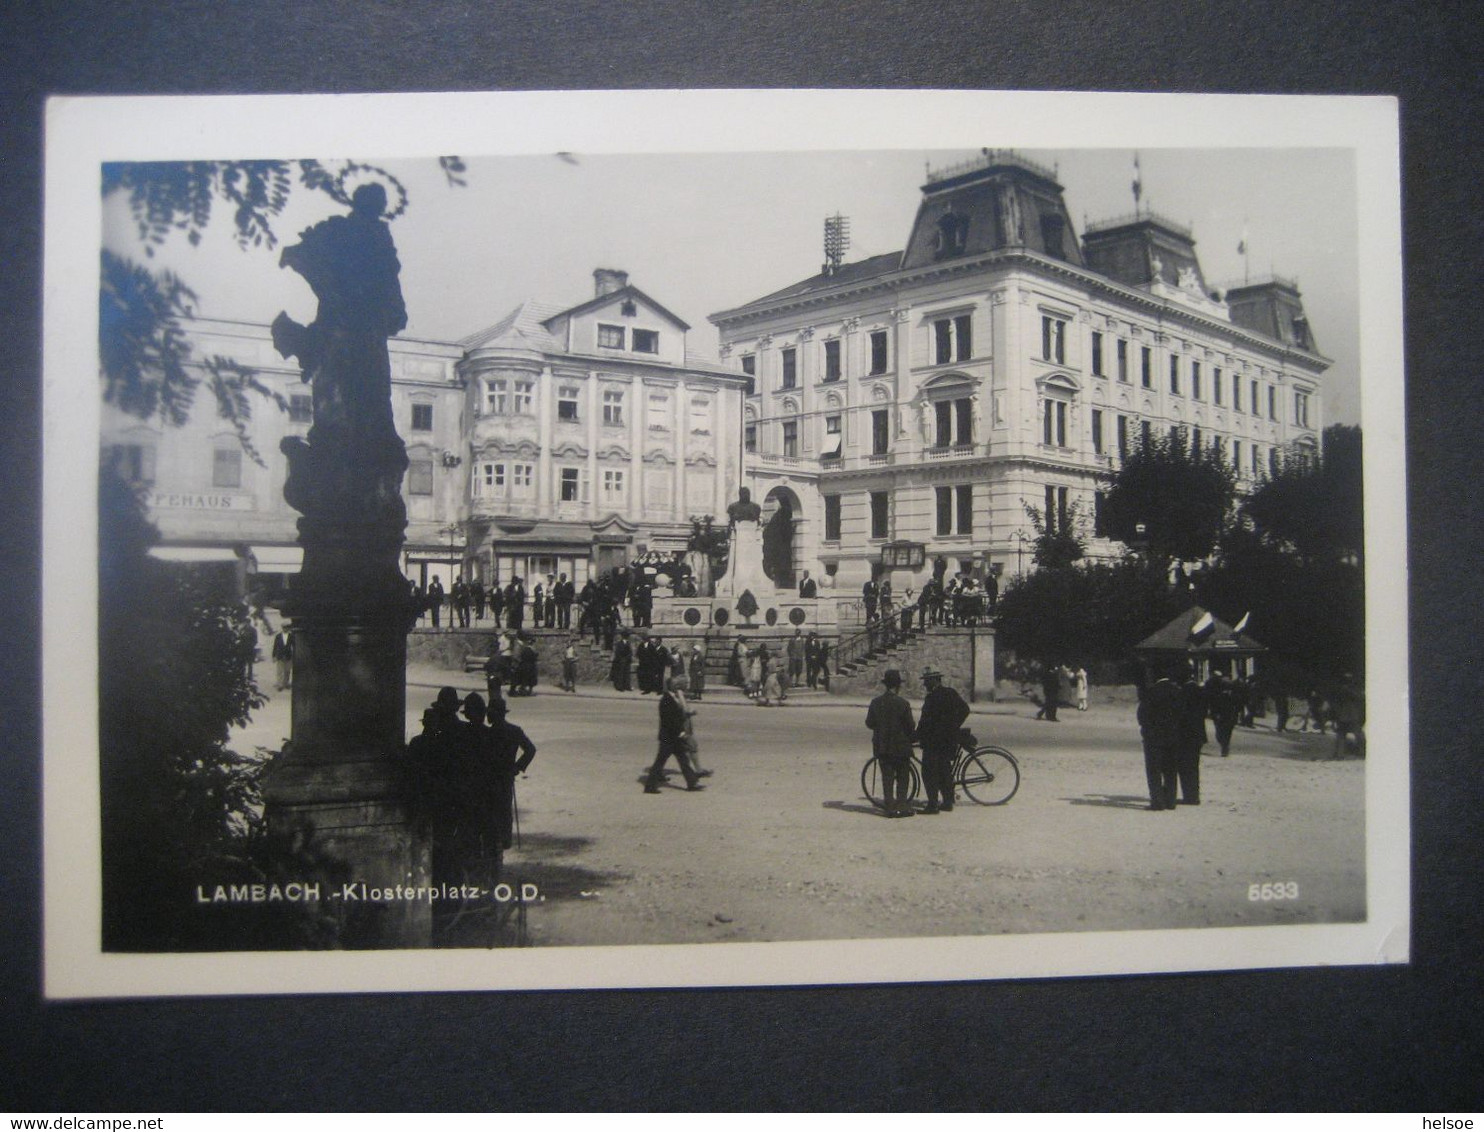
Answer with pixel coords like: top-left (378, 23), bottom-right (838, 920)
top-left (916, 667), bottom-right (971, 814)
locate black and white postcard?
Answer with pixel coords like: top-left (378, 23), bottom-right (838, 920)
top-left (42, 89), bottom-right (1406, 997)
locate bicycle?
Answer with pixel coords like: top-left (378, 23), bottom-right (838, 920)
top-left (860, 729), bottom-right (1020, 808)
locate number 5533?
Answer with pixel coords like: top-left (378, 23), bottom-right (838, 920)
top-left (1248, 881), bottom-right (1300, 901)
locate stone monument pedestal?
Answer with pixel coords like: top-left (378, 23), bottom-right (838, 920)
top-left (714, 518), bottom-right (771, 599)
top-left (261, 606), bottom-right (431, 949)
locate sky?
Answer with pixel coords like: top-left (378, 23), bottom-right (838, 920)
top-left (103, 146), bottom-right (1361, 423)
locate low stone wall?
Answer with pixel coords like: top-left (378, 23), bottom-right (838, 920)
top-left (828, 628), bottom-right (995, 702)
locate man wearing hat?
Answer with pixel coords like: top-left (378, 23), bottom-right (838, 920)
top-left (866, 669), bottom-right (916, 817)
top-left (916, 667), bottom-right (971, 814)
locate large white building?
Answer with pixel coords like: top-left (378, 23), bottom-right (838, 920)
top-left (101, 270), bottom-right (747, 595)
top-left (709, 150), bottom-right (1329, 592)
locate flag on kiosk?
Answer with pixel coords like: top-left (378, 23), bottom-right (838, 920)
top-left (1189, 610), bottom-right (1216, 641)
top-left (1232, 611), bottom-right (1251, 635)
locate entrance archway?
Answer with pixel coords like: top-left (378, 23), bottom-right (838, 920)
top-left (762, 485), bottom-right (804, 589)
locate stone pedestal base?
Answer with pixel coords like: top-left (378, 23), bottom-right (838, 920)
top-left (262, 605), bottom-right (430, 948)
top-left (263, 766), bottom-right (431, 949)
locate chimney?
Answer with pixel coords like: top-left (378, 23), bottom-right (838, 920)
top-left (594, 268), bottom-right (629, 297)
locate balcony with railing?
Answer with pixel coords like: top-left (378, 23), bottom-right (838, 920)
top-left (922, 442), bottom-right (983, 462)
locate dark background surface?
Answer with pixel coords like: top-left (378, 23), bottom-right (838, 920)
top-left (2, 0), bottom-right (1480, 1112)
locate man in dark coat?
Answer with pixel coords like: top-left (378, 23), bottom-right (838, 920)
top-left (610, 631), bottom-right (633, 691)
top-left (487, 581), bottom-right (504, 627)
top-left (427, 576), bottom-right (445, 627)
top-left (1137, 667), bottom-right (1184, 811)
top-left (470, 579), bottom-right (486, 623)
top-left (1205, 670), bottom-right (1242, 756)
top-left (486, 694), bottom-right (537, 850)
top-left (506, 577), bottom-right (525, 630)
top-left (916, 667), bottom-right (970, 814)
top-left (644, 677), bottom-right (704, 793)
top-left (799, 570), bottom-right (817, 598)
top-left (866, 669), bottom-right (916, 818)
top-left (1036, 663), bottom-right (1060, 721)
top-left (1177, 665), bottom-right (1208, 804)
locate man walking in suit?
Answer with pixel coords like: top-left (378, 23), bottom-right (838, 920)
top-left (644, 677), bottom-right (704, 793)
top-left (271, 627), bottom-right (294, 691)
top-left (916, 667), bottom-right (970, 814)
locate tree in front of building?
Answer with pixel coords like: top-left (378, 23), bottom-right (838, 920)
top-left (1100, 429), bottom-right (1239, 569)
top-left (1198, 425), bottom-right (1365, 692)
top-left (687, 514), bottom-right (730, 594)
top-left (995, 557), bottom-right (1189, 684)
top-left (1022, 501), bottom-right (1087, 571)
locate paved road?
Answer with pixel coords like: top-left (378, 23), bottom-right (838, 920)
top-left (238, 664), bottom-right (1367, 948)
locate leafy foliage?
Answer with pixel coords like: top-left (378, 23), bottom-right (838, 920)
top-left (1241, 424), bottom-right (1362, 563)
top-left (995, 557), bottom-right (1188, 674)
top-left (1101, 429), bottom-right (1238, 566)
top-left (99, 467), bottom-right (278, 949)
top-left (1022, 501), bottom-right (1086, 570)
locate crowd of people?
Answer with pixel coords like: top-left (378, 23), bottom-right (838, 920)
top-left (405, 685), bottom-right (537, 892)
top-left (409, 565), bottom-right (711, 634)
top-left (1136, 663), bottom-right (1367, 810)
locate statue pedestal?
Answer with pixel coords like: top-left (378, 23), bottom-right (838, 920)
top-left (715, 519), bottom-right (772, 598)
top-left (261, 605), bottom-right (430, 948)
top-left (262, 611), bottom-right (430, 949)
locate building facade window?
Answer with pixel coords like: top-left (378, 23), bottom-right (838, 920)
top-left (1117, 414), bottom-right (1129, 458)
top-left (475, 461), bottom-right (505, 496)
top-left (632, 329), bottom-right (659, 354)
top-left (1094, 491), bottom-right (1109, 538)
top-left (598, 324), bottom-right (624, 349)
top-left (601, 468), bottom-right (625, 501)
top-left (869, 491), bottom-right (889, 539)
top-left (744, 423), bottom-right (757, 452)
top-left (1191, 361), bottom-right (1202, 401)
top-left (408, 459), bottom-right (433, 496)
top-left (512, 380), bottom-right (534, 415)
top-left (871, 409), bottom-right (890, 455)
top-left (1295, 390), bottom-right (1311, 428)
top-left (213, 447), bottom-right (242, 489)
top-left (288, 394), bottom-right (313, 423)
top-left (1041, 316), bottom-right (1066, 364)
top-left (870, 329), bottom-right (889, 374)
top-left (1269, 447), bottom-right (1281, 476)
top-left (1090, 330), bottom-right (1104, 376)
top-left (1141, 346), bottom-right (1152, 388)
top-left (1231, 440), bottom-right (1241, 473)
top-left (1141, 419), bottom-right (1152, 448)
top-left (782, 420), bottom-right (799, 458)
top-left (933, 484), bottom-right (975, 536)
top-left (740, 353), bottom-right (756, 396)
top-left (822, 414), bottom-right (843, 459)
top-left (110, 443), bottom-right (156, 484)
top-left (411, 402), bottom-right (433, 431)
top-left (1042, 398), bottom-right (1068, 447)
top-left (933, 397), bottom-right (973, 447)
top-left (484, 379), bottom-right (507, 414)
top-left (824, 339), bottom-right (842, 381)
top-left (1251, 445), bottom-right (1261, 476)
top-left (559, 466), bottom-right (587, 503)
top-left (781, 347), bottom-right (798, 389)
top-left (1092, 408), bottom-right (1104, 455)
top-left (1251, 381), bottom-right (1261, 415)
top-left (511, 462), bottom-right (535, 498)
top-left (1268, 385), bottom-right (1278, 420)
top-left (934, 314), bottom-right (972, 364)
top-left (602, 388), bottom-right (624, 426)
top-left (1169, 354), bottom-right (1181, 395)
top-left (557, 386), bottom-right (581, 422)
top-left (1213, 367), bottom-right (1223, 406)
top-left (1044, 484), bottom-right (1069, 535)
top-left (1117, 339), bottom-right (1129, 383)
top-left (823, 493), bottom-right (842, 541)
